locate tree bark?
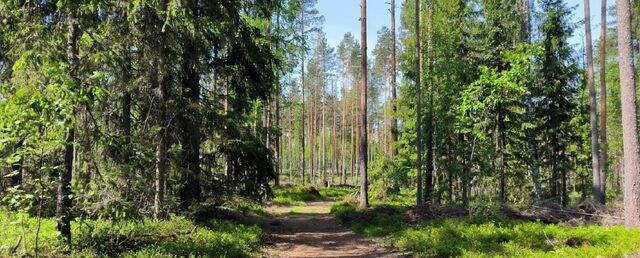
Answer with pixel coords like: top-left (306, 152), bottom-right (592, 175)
top-left (359, 0), bottom-right (369, 208)
top-left (599, 0), bottom-right (607, 204)
top-left (322, 63), bottom-right (327, 184)
top-left (300, 3), bottom-right (306, 184)
top-left (425, 0), bottom-right (434, 203)
top-left (616, 0), bottom-right (640, 228)
top-left (390, 0), bottom-right (398, 157)
top-left (154, 53), bottom-right (169, 220)
top-left (180, 31), bottom-right (201, 209)
top-left (57, 12), bottom-right (79, 244)
top-left (585, 0), bottom-right (604, 204)
top-left (342, 67), bottom-right (348, 185)
top-left (498, 109), bottom-right (506, 203)
top-left (275, 91), bottom-right (281, 187)
top-left (331, 79), bottom-right (337, 184)
top-left (415, 0), bottom-right (423, 208)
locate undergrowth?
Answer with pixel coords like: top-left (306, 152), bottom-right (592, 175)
top-left (271, 185), bottom-right (356, 205)
top-left (331, 201), bottom-right (640, 257)
top-left (0, 210), bottom-right (262, 257)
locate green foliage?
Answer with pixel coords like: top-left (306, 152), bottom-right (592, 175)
top-left (397, 219), bottom-right (640, 257)
top-left (369, 155), bottom-right (407, 201)
top-left (330, 201), bottom-right (406, 237)
top-left (271, 185), bottom-right (356, 205)
top-left (331, 201), bottom-right (640, 258)
top-left (468, 196), bottom-right (504, 221)
top-left (0, 210), bottom-right (262, 257)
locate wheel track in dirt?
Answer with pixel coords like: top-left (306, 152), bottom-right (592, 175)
top-left (262, 200), bottom-right (405, 258)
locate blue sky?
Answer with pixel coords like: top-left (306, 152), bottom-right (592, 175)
top-left (317, 0), bottom-right (609, 55)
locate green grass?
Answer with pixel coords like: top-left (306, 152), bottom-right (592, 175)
top-left (0, 211), bottom-right (263, 257)
top-left (271, 185), bottom-right (356, 205)
top-left (331, 201), bottom-right (640, 258)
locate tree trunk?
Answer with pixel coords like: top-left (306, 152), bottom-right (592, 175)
top-left (300, 3), bottom-right (306, 184)
top-left (616, 0), bottom-right (640, 228)
top-left (359, 0), bottom-right (369, 208)
top-left (599, 0), bottom-right (607, 204)
top-left (310, 87), bottom-right (315, 184)
top-left (425, 0), bottom-right (434, 203)
top-left (154, 53), bottom-right (169, 220)
top-left (350, 87), bottom-right (356, 182)
top-left (415, 0), bottom-right (423, 208)
top-left (498, 109), bottom-right (506, 203)
top-left (342, 68), bottom-right (348, 185)
top-left (58, 12), bottom-right (79, 245)
top-left (322, 66), bottom-right (327, 185)
top-left (331, 79), bottom-right (338, 184)
top-left (275, 91), bottom-right (281, 187)
top-left (390, 0), bottom-right (398, 157)
top-left (585, 0), bottom-right (604, 204)
top-left (180, 30), bottom-right (201, 209)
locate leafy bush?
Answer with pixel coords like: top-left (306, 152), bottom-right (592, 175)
top-left (330, 201), bottom-right (406, 237)
top-left (468, 196), bottom-right (504, 221)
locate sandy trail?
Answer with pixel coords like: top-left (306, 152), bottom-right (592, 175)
top-left (262, 200), bottom-right (404, 258)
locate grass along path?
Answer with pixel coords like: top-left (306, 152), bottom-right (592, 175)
top-left (263, 199), bottom-right (404, 257)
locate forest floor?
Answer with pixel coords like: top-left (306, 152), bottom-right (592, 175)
top-left (262, 198), bottom-right (404, 257)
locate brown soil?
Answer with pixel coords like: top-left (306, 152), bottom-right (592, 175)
top-left (262, 200), bottom-right (405, 258)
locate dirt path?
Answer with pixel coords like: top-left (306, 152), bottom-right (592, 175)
top-left (262, 200), bottom-right (404, 258)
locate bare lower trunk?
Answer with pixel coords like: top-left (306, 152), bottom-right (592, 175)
top-left (276, 93), bottom-right (281, 187)
top-left (300, 3), bottom-right (306, 184)
top-left (415, 0), bottom-right (423, 208)
top-left (599, 0), bottom-right (607, 204)
top-left (390, 0), bottom-right (398, 157)
top-left (359, 0), bottom-right (368, 208)
top-left (498, 110), bottom-right (506, 203)
top-left (616, 0), bottom-right (640, 228)
top-left (331, 80), bottom-right (337, 184)
top-left (425, 0), bottom-right (434, 203)
top-left (342, 72), bottom-right (348, 185)
top-left (154, 127), bottom-right (167, 219)
top-left (57, 12), bottom-right (79, 245)
top-left (584, 0), bottom-right (604, 204)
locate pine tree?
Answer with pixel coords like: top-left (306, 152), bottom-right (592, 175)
top-left (616, 0), bottom-right (640, 228)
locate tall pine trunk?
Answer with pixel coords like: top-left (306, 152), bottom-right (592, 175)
top-left (599, 0), bottom-right (607, 204)
top-left (331, 79), bottom-right (338, 184)
top-left (415, 0), bottom-right (423, 208)
top-left (616, 0), bottom-right (640, 228)
top-left (300, 4), bottom-right (306, 184)
top-left (322, 69), bottom-right (327, 184)
top-left (390, 0), bottom-right (398, 157)
top-left (359, 0), bottom-right (369, 208)
top-left (425, 0), bottom-right (434, 203)
top-left (342, 68), bottom-right (348, 185)
top-left (584, 0), bottom-right (604, 204)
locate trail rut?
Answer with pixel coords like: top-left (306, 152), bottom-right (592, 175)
top-left (262, 200), bottom-right (404, 258)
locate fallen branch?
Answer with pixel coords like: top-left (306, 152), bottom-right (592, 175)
top-left (9, 235), bottom-right (22, 255)
top-left (528, 205), bottom-right (623, 220)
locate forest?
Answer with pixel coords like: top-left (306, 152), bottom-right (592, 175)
top-left (2, 0), bottom-right (640, 257)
